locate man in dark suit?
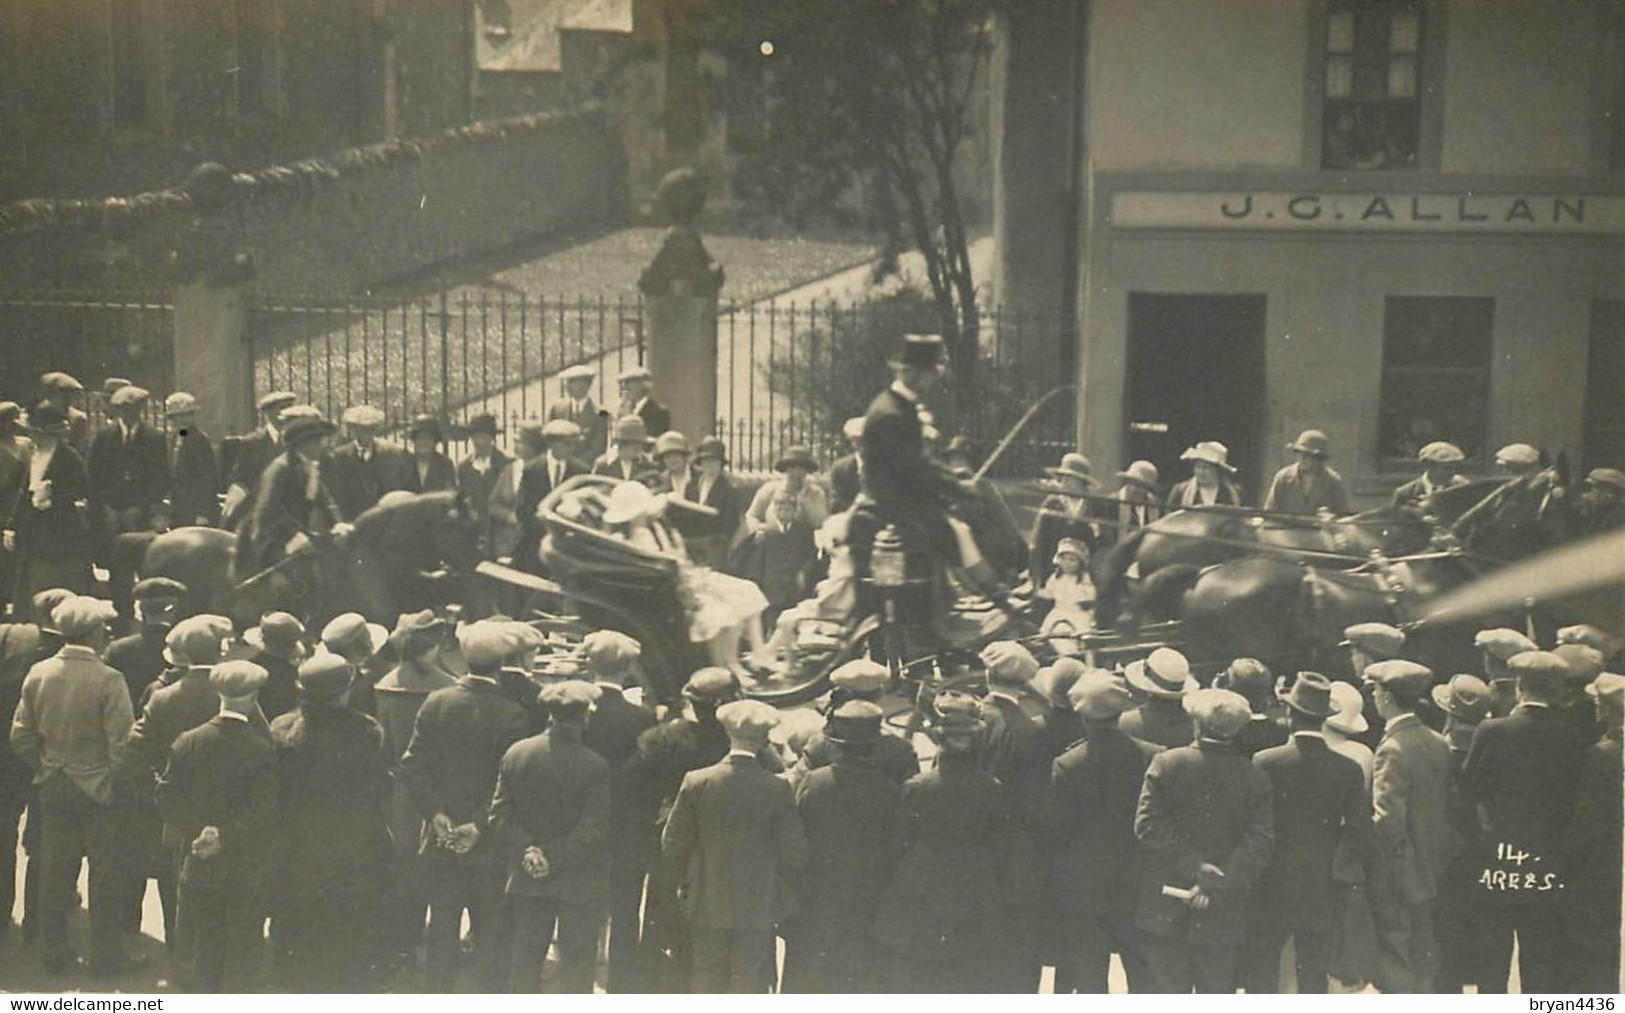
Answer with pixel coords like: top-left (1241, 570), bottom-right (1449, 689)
top-left (244, 611), bottom-right (306, 724)
top-left (403, 415), bottom-right (458, 494)
top-left (1243, 672), bottom-right (1371, 994)
top-left (159, 393), bottom-right (220, 528)
top-left (662, 699), bottom-right (807, 993)
top-left (268, 652), bottom-right (394, 991)
top-left (1215, 658), bottom-right (1289, 759)
top-left (618, 367), bottom-right (671, 441)
top-left (398, 620), bottom-right (533, 992)
top-left (3, 403), bottom-right (90, 602)
top-left (827, 417), bottom-right (864, 515)
top-left (86, 386), bottom-right (168, 547)
top-left (242, 415), bottom-right (351, 576)
top-left (154, 660), bottom-right (278, 992)
top-left (1045, 671), bottom-right (1164, 993)
top-left (455, 413), bottom-right (511, 551)
top-left (105, 577), bottom-right (185, 706)
top-left (577, 631), bottom-right (656, 992)
top-left (782, 700), bottom-right (902, 993)
top-left (1134, 688), bottom-right (1275, 993)
top-left (549, 365), bottom-right (610, 463)
top-left (1364, 659), bottom-right (1453, 994)
top-left (1432, 673), bottom-right (1493, 993)
top-left (222, 391), bottom-right (296, 529)
top-left (490, 679), bottom-right (612, 993)
top-left (851, 334), bottom-right (971, 589)
top-left (592, 416), bottom-right (658, 483)
top-left (1390, 442), bottom-right (1469, 512)
top-left (1564, 673), bottom-right (1623, 992)
top-left (325, 405), bottom-right (410, 521)
top-left (514, 419), bottom-right (588, 572)
top-left (790, 660), bottom-right (920, 787)
top-left (1462, 650), bottom-right (1592, 993)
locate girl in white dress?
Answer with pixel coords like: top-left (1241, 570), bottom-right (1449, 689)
top-left (1039, 537), bottom-right (1095, 655)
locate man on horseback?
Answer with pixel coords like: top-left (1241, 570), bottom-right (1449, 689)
top-left (241, 413), bottom-right (353, 576)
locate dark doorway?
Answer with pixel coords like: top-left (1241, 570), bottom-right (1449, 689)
top-left (1585, 300), bottom-right (1625, 472)
top-left (1125, 293), bottom-right (1267, 500)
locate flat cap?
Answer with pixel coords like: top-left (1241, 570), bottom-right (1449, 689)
top-left (1418, 441), bottom-right (1466, 465)
top-left (322, 613), bottom-right (388, 660)
top-left (541, 418), bottom-right (581, 440)
top-left (210, 659), bottom-right (268, 697)
top-left (830, 659), bottom-right (889, 696)
top-left (257, 390), bottom-right (298, 413)
top-left (39, 372), bottom-right (83, 392)
top-left (683, 666), bottom-right (742, 704)
top-left (131, 576), bottom-right (187, 602)
top-left (1125, 647), bottom-right (1198, 699)
top-left (245, 611), bottom-right (307, 657)
top-left (341, 404), bottom-right (386, 428)
top-left (164, 613), bottom-right (234, 667)
top-left (1587, 673), bottom-right (1625, 708)
top-left (390, 609), bottom-right (447, 648)
top-left (843, 417), bottom-right (866, 440)
top-left (1068, 670), bottom-right (1137, 722)
top-left (539, 679), bottom-right (603, 712)
top-left (1553, 644), bottom-right (1605, 683)
top-left (456, 619), bottom-right (544, 670)
top-left (617, 366), bottom-right (653, 383)
top-left (1557, 624), bottom-right (1625, 656)
top-left (560, 364), bottom-right (597, 383)
top-left (108, 385), bottom-right (149, 408)
top-left (281, 414), bottom-right (335, 448)
top-left (1363, 659), bottom-right (1434, 695)
top-left (1475, 628), bottom-right (1539, 661)
top-left (1506, 650), bottom-right (1571, 684)
top-left (51, 596), bottom-right (117, 639)
top-left (1183, 688), bottom-right (1252, 739)
top-left (31, 588), bottom-right (75, 627)
top-left (164, 391), bottom-right (199, 417)
top-left (932, 690), bottom-right (985, 733)
top-left (582, 630), bottom-right (642, 671)
top-left (716, 699), bottom-right (779, 740)
top-left (1432, 674), bottom-right (1491, 724)
top-left (825, 699), bottom-right (884, 745)
top-left (1034, 657), bottom-right (1089, 706)
top-left (1495, 443), bottom-right (1541, 468)
top-left (101, 377), bottom-right (132, 396)
top-left (1587, 468), bottom-right (1625, 494)
top-left (0, 401), bottom-right (19, 424)
top-left (1340, 622), bottom-right (1405, 658)
top-left (296, 651), bottom-right (353, 699)
top-left (980, 641), bottom-right (1040, 687)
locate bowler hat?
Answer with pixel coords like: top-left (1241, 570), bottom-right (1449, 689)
top-left (654, 431), bottom-right (692, 457)
top-left (694, 436), bottom-right (727, 463)
top-left (465, 413), bottom-right (500, 436)
top-left (1279, 671), bottom-right (1337, 719)
top-left (1117, 460), bottom-right (1161, 491)
top-left (1046, 453), bottom-right (1095, 485)
top-left (1180, 441), bottom-right (1237, 474)
top-left (1419, 442), bottom-right (1466, 465)
top-left (341, 404), bottom-right (386, 428)
top-left (1432, 674), bottom-right (1491, 724)
top-left (1288, 429), bottom-right (1332, 458)
top-left (109, 386), bottom-right (149, 408)
top-left (257, 390), bottom-right (298, 414)
top-left (281, 414), bottom-right (335, 448)
top-left (1125, 647), bottom-right (1197, 699)
top-left (244, 611), bottom-right (307, 659)
top-left (296, 651), bottom-right (353, 700)
top-left (887, 333), bottom-right (946, 371)
top-left (775, 445), bottom-right (818, 473)
top-left (164, 392), bottom-right (199, 417)
top-left (210, 660), bottom-right (269, 698)
top-left (825, 699), bottom-right (884, 745)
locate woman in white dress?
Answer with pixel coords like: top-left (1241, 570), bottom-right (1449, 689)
top-left (601, 479), bottom-right (769, 678)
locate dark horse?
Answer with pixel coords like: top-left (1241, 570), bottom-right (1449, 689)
top-left (139, 490), bottom-right (483, 629)
top-left (1093, 502), bottom-right (1437, 628)
top-left (1178, 470), bottom-right (1577, 681)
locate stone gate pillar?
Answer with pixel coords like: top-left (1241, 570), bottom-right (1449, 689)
top-left (169, 163), bottom-right (257, 437)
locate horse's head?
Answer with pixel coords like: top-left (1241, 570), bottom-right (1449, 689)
top-left (1449, 469), bottom-right (1574, 562)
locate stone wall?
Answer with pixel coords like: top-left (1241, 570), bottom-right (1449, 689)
top-left (0, 104), bottom-right (623, 298)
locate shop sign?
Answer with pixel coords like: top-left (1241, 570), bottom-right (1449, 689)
top-left (1111, 191), bottom-right (1625, 234)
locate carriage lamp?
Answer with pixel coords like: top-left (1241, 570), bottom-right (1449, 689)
top-left (871, 524), bottom-right (908, 588)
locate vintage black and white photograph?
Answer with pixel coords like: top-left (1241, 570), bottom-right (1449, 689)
top-left (1, 0), bottom-right (1623, 997)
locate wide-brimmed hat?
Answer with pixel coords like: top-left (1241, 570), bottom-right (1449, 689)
top-left (654, 431), bottom-right (692, 457)
top-left (164, 392), bottom-right (199, 417)
top-left (602, 480), bottom-right (656, 525)
top-left (1432, 674), bottom-right (1491, 724)
top-left (775, 445), bottom-right (818, 473)
top-left (1124, 647), bottom-right (1198, 699)
top-left (1117, 460), bottom-right (1160, 491)
top-left (560, 364), bottom-right (597, 384)
top-left (23, 402), bottom-right (70, 434)
top-left (1046, 453), bottom-right (1095, 485)
top-left (243, 611), bottom-right (307, 658)
top-left (887, 333), bottom-right (946, 371)
top-left (321, 613), bottom-right (389, 661)
top-left (405, 415), bottom-right (444, 442)
top-left (1419, 441), bottom-right (1466, 465)
top-left (1181, 441), bottom-right (1237, 473)
top-left (281, 415), bottom-right (335, 448)
top-left (1586, 468), bottom-right (1625, 494)
top-left (694, 436), bottom-right (727, 463)
top-left (1279, 671), bottom-right (1338, 718)
top-left (1287, 429), bottom-right (1332, 458)
top-left (612, 415), bottom-right (652, 445)
top-left (1324, 681), bottom-right (1369, 735)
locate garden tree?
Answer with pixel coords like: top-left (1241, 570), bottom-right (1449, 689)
top-left (704, 0), bottom-right (1000, 419)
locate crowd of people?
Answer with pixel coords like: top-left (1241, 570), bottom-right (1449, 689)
top-left (0, 343), bottom-right (1622, 994)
